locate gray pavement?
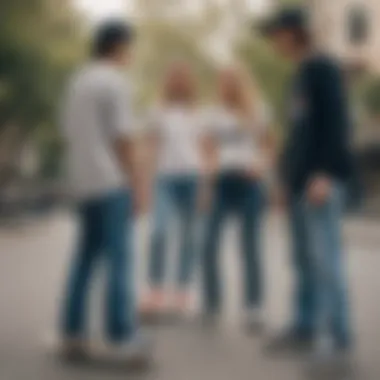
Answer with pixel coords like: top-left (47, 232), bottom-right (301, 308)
top-left (1, 211), bottom-right (380, 380)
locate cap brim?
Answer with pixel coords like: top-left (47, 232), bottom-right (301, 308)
top-left (256, 19), bottom-right (279, 37)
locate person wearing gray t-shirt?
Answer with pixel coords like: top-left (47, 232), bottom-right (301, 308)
top-left (59, 21), bottom-right (151, 364)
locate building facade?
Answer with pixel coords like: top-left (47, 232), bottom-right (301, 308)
top-left (311, 0), bottom-right (380, 72)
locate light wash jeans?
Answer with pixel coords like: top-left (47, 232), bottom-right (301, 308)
top-left (148, 175), bottom-right (199, 289)
top-left (289, 183), bottom-right (351, 347)
top-left (62, 190), bottom-right (136, 342)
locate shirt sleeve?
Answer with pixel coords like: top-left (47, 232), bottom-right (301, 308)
top-left (306, 59), bottom-right (351, 174)
top-left (106, 76), bottom-right (136, 139)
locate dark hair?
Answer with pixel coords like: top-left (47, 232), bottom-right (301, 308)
top-left (258, 6), bottom-right (312, 47)
top-left (92, 20), bottom-right (135, 58)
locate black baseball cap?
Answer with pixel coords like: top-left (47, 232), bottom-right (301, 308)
top-left (258, 6), bottom-right (310, 37)
top-left (93, 20), bottom-right (135, 57)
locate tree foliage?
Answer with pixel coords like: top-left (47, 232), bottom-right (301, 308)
top-left (132, 0), bottom-right (294, 129)
top-left (0, 0), bottom-right (84, 129)
top-left (236, 35), bottom-right (292, 128)
top-left (132, 2), bottom-right (220, 108)
top-left (361, 77), bottom-right (380, 117)
top-left (0, 0), bottom-right (85, 180)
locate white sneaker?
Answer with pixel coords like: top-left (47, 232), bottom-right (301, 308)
top-left (197, 311), bottom-right (221, 328)
top-left (308, 340), bottom-right (354, 378)
top-left (313, 333), bottom-right (335, 361)
top-left (244, 307), bottom-right (264, 333)
top-left (92, 334), bottom-right (153, 367)
top-left (43, 333), bottom-right (89, 359)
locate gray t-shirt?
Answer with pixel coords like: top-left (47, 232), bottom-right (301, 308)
top-left (61, 62), bottom-right (134, 200)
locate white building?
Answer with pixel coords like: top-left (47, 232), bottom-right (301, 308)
top-left (311, 0), bottom-right (380, 72)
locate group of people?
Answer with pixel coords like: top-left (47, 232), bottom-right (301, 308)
top-left (139, 61), bottom-right (271, 326)
top-left (60, 6), bottom-right (354, 367)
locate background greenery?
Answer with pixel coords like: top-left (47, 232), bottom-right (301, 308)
top-left (1, 0), bottom-right (379, 186)
top-left (0, 0), bottom-right (85, 184)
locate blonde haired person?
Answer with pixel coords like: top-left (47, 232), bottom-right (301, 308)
top-left (201, 64), bottom-right (273, 330)
top-left (140, 60), bottom-right (206, 319)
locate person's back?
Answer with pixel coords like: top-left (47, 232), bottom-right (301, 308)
top-left (63, 62), bottom-right (131, 200)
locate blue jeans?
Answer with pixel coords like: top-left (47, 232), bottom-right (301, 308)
top-left (202, 172), bottom-right (266, 312)
top-left (62, 190), bottom-right (136, 342)
top-left (149, 175), bottom-right (199, 288)
top-left (289, 184), bottom-right (351, 347)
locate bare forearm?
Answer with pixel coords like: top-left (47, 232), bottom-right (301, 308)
top-left (115, 137), bottom-right (135, 182)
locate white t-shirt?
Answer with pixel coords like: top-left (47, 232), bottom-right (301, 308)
top-left (147, 105), bottom-right (204, 176)
top-left (206, 104), bottom-right (271, 172)
top-left (61, 62), bottom-right (135, 200)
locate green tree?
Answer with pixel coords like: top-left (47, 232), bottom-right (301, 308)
top-left (0, 0), bottom-right (85, 182)
top-left (236, 33), bottom-right (293, 130)
top-left (131, 0), bottom-right (220, 108)
top-left (362, 77), bottom-right (380, 118)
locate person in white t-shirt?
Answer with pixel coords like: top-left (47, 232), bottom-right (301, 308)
top-left (201, 65), bottom-right (273, 330)
top-left (140, 61), bottom-right (206, 318)
top-left (60, 21), bottom-right (150, 362)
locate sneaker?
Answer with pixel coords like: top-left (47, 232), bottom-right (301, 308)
top-left (199, 311), bottom-right (220, 328)
top-left (139, 290), bottom-right (168, 324)
top-left (165, 291), bottom-right (195, 323)
top-left (264, 328), bottom-right (313, 357)
top-left (310, 333), bottom-right (354, 364)
top-left (93, 334), bottom-right (153, 368)
top-left (62, 338), bottom-right (89, 360)
top-left (307, 346), bottom-right (355, 379)
top-left (44, 333), bottom-right (89, 360)
top-left (312, 333), bottom-right (335, 361)
top-left (243, 307), bottom-right (264, 334)
top-left (173, 291), bottom-right (193, 314)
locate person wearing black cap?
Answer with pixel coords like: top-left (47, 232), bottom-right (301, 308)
top-left (60, 20), bottom-right (150, 362)
top-left (259, 7), bottom-right (353, 359)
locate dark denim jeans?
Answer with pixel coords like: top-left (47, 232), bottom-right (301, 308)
top-left (62, 190), bottom-right (136, 342)
top-left (289, 184), bottom-right (351, 347)
top-left (149, 175), bottom-right (199, 288)
top-left (202, 172), bottom-right (266, 312)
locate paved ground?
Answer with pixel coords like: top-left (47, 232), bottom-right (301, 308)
top-left (1, 211), bottom-right (380, 380)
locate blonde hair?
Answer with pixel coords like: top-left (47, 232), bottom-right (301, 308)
top-left (159, 59), bottom-right (198, 107)
top-left (218, 63), bottom-right (262, 127)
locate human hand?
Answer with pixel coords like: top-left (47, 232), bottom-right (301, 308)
top-left (245, 164), bottom-right (264, 180)
top-left (307, 174), bottom-right (332, 206)
top-left (271, 186), bottom-right (287, 211)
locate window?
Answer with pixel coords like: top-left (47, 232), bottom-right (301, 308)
top-left (347, 5), bottom-right (369, 45)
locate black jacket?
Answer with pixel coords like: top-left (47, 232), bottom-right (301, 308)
top-left (280, 54), bottom-right (354, 194)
